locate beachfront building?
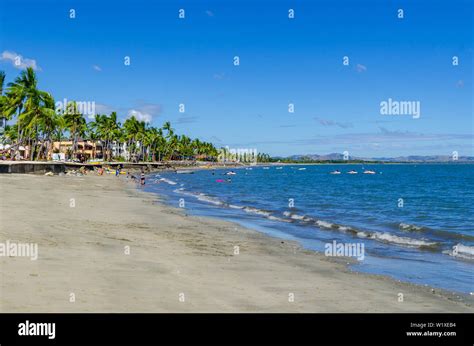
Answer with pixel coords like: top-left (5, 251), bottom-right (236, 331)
top-left (0, 143), bottom-right (29, 160)
top-left (52, 139), bottom-right (104, 161)
top-left (110, 141), bottom-right (131, 161)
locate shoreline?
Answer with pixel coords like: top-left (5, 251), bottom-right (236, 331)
top-left (0, 173), bottom-right (472, 312)
top-left (1, 159), bottom-right (473, 175)
top-left (153, 168), bottom-right (474, 295)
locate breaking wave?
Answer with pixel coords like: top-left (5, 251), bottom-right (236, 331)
top-left (172, 188), bottom-right (450, 252)
top-left (399, 223), bottom-right (425, 232)
top-left (443, 243), bottom-right (474, 260)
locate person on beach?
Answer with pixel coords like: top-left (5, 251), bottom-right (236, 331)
top-left (140, 169), bottom-right (145, 186)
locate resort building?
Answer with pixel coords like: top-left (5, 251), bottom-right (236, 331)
top-left (110, 141), bottom-right (131, 161)
top-left (52, 140), bottom-right (104, 161)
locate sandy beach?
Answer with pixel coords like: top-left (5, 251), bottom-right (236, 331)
top-left (0, 173), bottom-right (472, 312)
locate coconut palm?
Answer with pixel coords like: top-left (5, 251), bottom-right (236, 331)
top-left (54, 114), bottom-right (66, 156)
top-left (4, 67), bottom-right (47, 158)
top-left (1, 68), bottom-right (228, 163)
top-left (35, 92), bottom-right (57, 159)
top-left (162, 121), bottom-right (174, 139)
top-left (63, 101), bottom-right (86, 160)
top-left (0, 71), bottom-right (7, 139)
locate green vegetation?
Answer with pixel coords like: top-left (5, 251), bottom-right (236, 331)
top-left (0, 68), bottom-right (226, 162)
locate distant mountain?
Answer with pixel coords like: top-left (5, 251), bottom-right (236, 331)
top-left (281, 153), bottom-right (474, 163)
top-left (288, 153), bottom-right (352, 161)
top-left (372, 155), bottom-right (474, 162)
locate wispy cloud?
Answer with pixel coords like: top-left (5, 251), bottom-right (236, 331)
top-left (176, 116), bottom-right (199, 124)
top-left (234, 128), bottom-right (473, 155)
top-left (314, 117), bottom-right (353, 129)
top-left (213, 72), bottom-right (226, 80)
top-left (133, 100), bottom-right (162, 117)
top-left (205, 10), bottom-right (214, 17)
top-left (0, 50), bottom-right (41, 70)
top-left (295, 129), bottom-right (473, 146)
top-left (356, 64), bottom-right (367, 73)
top-left (95, 103), bottom-right (117, 116)
top-left (210, 135), bottom-right (222, 143)
top-left (92, 65), bottom-right (102, 72)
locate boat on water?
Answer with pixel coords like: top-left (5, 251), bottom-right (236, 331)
top-left (276, 167), bottom-right (283, 170)
top-left (330, 170), bottom-right (341, 175)
top-left (225, 171), bottom-right (237, 175)
top-left (363, 170), bottom-right (376, 174)
top-left (298, 167), bottom-right (306, 170)
top-left (176, 170), bottom-right (194, 174)
top-left (347, 170), bottom-right (358, 174)
top-left (262, 167), bottom-right (270, 170)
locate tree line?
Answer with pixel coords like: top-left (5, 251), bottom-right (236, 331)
top-left (0, 67), bottom-right (254, 162)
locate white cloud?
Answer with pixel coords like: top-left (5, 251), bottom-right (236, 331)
top-left (0, 50), bottom-right (40, 70)
top-left (128, 109), bottom-right (152, 123)
top-left (95, 103), bottom-right (117, 115)
top-left (92, 65), bottom-right (102, 72)
top-left (314, 117), bottom-right (353, 129)
top-left (134, 101), bottom-right (162, 116)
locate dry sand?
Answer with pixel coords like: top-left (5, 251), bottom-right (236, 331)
top-left (0, 173), bottom-right (472, 312)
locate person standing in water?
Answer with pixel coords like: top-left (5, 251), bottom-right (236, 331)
top-left (140, 169), bottom-right (145, 186)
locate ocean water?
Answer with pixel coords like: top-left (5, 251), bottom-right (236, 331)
top-left (144, 164), bottom-right (474, 294)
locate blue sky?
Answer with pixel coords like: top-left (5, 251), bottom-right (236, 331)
top-left (0, 0), bottom-right (472, 157)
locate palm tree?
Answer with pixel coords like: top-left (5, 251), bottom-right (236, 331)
top-left (2, 68), bottom-right (223, 164)
top-left (177, 134), bottom-right (191, 160)
top-left (123, 116), bottom-right (142, 161)
top-left (4, 67), bottom-right (45, 158)
top-left (0, 71), bottom-right (7, 140)
top-left (104, 112), bottom-right (121, 160)
top-left (166, 134), bottom-right (178, 160)
top-left (54, 114), bottom-right (66, 157)
top-left (162, 121), bottom-right (174, 139)
top-left (108, 112), bottom-right (122, 160)
top-left (145, 127), bottom-right (163, 162)
top-left (90, 112), bottom-right (122, 161)
top-left (36, 92), bottom-right (57, 159)
top-left (63, 101), bottom-right (85, 160)
top-left (4, 123), bottom-right (18, 143)
top-left (161, 121), bottom-right (177, 160)
top-left (6, 70), bottom-right (57, 160)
